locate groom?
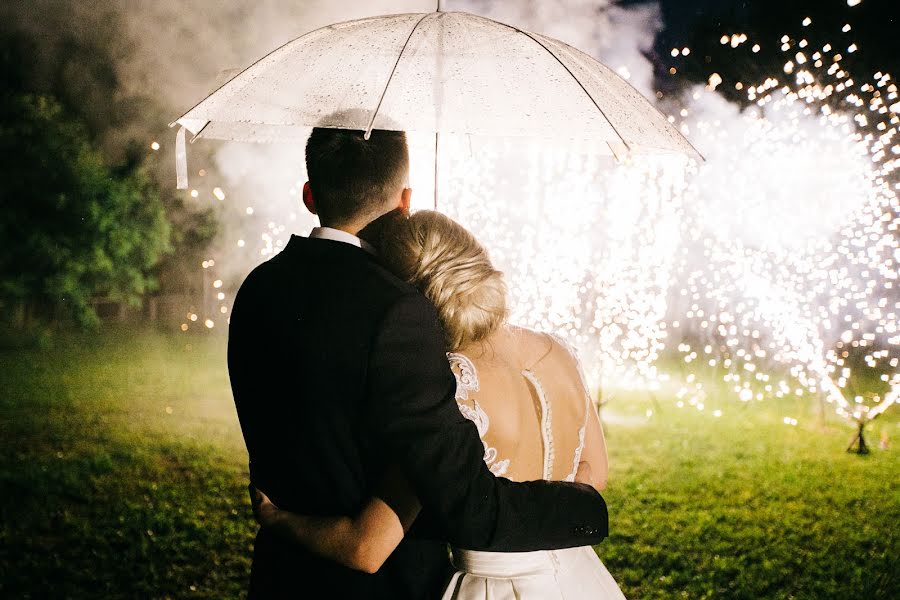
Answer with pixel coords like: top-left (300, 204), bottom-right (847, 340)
top-left (227, 122), bottom-right (609, 598)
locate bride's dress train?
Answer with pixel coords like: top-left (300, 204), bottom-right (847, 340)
top-left (441, 345), bottom-right (626, 599)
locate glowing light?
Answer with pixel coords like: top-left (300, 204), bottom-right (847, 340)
top-left (213, 187), bottom-right (226, 201)
top-left (150, 141), bottom-right (160, 151)
top-left (180, 3), bottom-right (898, 435)
top-left (190, 189), bottom-right (199, 198)
top-left (730, 33), bottom-right (748, 49)
top-left (204, 319), bottom-right (214, 329)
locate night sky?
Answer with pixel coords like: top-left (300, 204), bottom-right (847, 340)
top-left (645, 0), bottom-right (897, 67)
top-left (619, 0), bottom-right (900, 99)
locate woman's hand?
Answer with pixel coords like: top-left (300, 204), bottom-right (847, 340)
top-left (249, 484), bottom-right (280, 528)
top-left (575, 460), bottom-right (594, 486)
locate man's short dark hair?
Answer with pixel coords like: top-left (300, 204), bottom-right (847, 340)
top-left (305, 126), bottom-right (409, 227)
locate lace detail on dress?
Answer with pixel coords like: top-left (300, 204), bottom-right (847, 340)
top-left (565, 417), bottom-right (588, 482)
top-left (449, 352), bottom-right (479, 401)
top-left (548, 334), bottom-right (592, 483)
top-left (522, 369), bottom-right (554, 481)
top-left (448, 352), bottom-right (510, 477)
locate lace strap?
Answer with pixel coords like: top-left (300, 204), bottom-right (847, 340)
top-left (448, 352), bottom-right (479, 402)
top-left (547, 335), bottom-right (593, 482)
top-left (522, 369), bottom-right (554, 480)
top-left (566, 392), bottom-right (591, 482)
top-left (448, 352), bottom-right (510, 478)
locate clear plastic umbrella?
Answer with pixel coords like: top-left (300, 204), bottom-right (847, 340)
top-left (171, 7), bottom-right (702, 196)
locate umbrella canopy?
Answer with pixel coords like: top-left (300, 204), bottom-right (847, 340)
top-left (175, 11), bottom-right (699, 145)
top-left (172, 11), bottom-right (701, 190)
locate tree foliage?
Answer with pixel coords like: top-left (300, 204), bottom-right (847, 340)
top-left (0, 93), bottom-right (171, 326)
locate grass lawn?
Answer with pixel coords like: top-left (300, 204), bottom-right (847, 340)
top-left (1, 327), bottom-right (897, 599)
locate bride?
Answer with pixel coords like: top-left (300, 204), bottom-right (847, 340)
top-left (250, 210), bottom-right (626, 599)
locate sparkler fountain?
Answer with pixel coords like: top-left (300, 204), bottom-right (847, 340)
top-left (663, 14), bottom-right (900, 449)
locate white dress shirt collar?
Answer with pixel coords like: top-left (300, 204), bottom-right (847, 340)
top-left (308, 226), bottom-right (376, 255)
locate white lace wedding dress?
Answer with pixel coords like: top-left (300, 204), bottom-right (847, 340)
top-left (440, 328), bottom-right (626, 600)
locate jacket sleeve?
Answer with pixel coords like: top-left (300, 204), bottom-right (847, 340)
top-left (366, 292), bottom-right (608, 551)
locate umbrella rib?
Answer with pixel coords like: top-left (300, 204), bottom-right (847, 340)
top-left (364, 13), bottom-right (435, 139)
top-left (487, 19), bottom-right (633, 154)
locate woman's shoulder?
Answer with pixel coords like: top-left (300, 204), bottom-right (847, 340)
top-left (452, 326), bottom-right (581, 372)
top-left (503, 326), bottom-right (574, 369)
top-left (505, 325), bottom-right (551, 346)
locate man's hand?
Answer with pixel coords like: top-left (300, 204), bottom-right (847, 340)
top-left (575, 461), bottom-right (593, 486)
top-left (249, 484), bottom-right (280, 527)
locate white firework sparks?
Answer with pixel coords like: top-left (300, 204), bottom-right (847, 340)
top-left (180, 8), bottom-right (898, 428)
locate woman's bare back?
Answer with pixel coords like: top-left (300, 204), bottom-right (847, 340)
top-left (449, 326), bottom-right (593, 483)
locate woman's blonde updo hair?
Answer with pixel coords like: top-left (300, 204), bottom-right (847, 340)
top-left (380, 211), bottom-right (508, 350)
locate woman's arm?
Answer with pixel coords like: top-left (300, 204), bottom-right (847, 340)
top-left (580, 400), bottom-right (609, 492)
top-left (250, 466), bottom-right (420, 574)
top-left (556, 334), bottom-right (610, 493)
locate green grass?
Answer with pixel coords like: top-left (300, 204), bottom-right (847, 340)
top-left (1, 327), bottom-right (898, 598)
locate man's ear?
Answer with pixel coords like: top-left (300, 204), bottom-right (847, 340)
top-left (302, 182), bottom-right (317, 215)
top-left (399, 187), bottom-right (412, 214)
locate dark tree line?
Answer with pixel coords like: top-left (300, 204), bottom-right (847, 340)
top-left (0, 4), bottom-right (216, 329)
top-left (0, 89), bottom-right (170, 327)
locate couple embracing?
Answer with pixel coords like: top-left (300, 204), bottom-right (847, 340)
top-left (228, 122), bottom-right (626, 599)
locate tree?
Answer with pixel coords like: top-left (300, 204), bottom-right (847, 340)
top-left (0, 93), bottom-right (171, 327)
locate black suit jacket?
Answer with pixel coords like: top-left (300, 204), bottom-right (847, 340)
top-left (228, 234), bottom-right (608, 599)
